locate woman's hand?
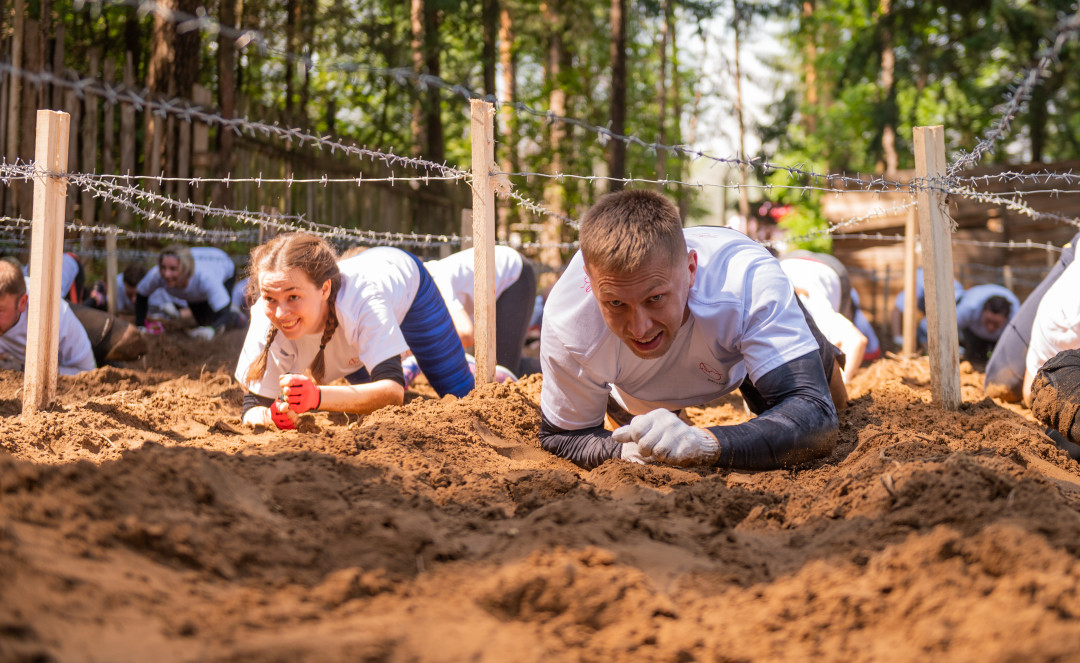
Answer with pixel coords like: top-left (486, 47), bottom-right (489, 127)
top-left (280, 373), bottom-right (321, 413)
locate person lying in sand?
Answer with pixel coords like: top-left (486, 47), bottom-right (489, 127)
top-left (538, 189), bottom-right (844, 471)
top-left (0, 259), bottom-right (95, 374)
top-left (134, 244), bottom-right (239, 341)
top-left (234, 233), bottom-right (473, 430)
top-left (424, 245), bottom-right (537, 377)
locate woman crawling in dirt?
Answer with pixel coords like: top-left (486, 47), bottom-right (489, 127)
top-left (235, 233), bottom-right (474, 430)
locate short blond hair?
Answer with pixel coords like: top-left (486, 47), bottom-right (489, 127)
top-left (0, 259), bottom-right (26, 299)
top-left (159, 244), bottom-right (194, 279)
top-left (579, 189), bottom-right (686, 274)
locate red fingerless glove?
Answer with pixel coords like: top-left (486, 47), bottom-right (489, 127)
top-left (270, 404), bottom-right (296, 430)
top-left (285, 375), bottom-right (321, 413)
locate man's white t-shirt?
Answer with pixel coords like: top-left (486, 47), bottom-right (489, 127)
top-left (779, 257), bottom-right (843, 312)
top-left (235, 247), bottom-right (422, 398)
top-left (1025, 259), bottom-right (1080, 401)
top-left (0, 298), bottom-right (95, 375)
top-left (137, 247), bottom-right (236, 310)
top-left (540, 226), bottom-right (820, 430)
top-left (955, 284), bottom-right (1020, 341)
top-left (424, 246), bottom-right (523, 318)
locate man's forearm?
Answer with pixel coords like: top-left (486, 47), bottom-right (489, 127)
top-left (539, 414), bottom-right (622, 469)
top-left (713, 352), bottom-right (838, 470)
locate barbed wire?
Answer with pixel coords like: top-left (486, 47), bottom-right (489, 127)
top-left (950, 170), bottom-right (1080, 187)
top-left (762, 200), bottom-right (919, 248)
top-left (945, 182), bottom-right (1080, 228)
top-left (829, 232), bottom-right (1064, 253)
top-left (58, 1), bottom-right (919, 195)
top-left (948, 6), bottom-right (1080, 175)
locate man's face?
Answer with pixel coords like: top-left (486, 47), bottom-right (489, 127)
top-left (160, 255), bottom-right (187, 289)
top-left (981, 309), bottom-right (1008, 336)
top-left (124, 283), bottom-right (138, 303)
top-left (586, 249), bottom-right (697, 359)
top-left (0, 293), bottom-right (28, 335)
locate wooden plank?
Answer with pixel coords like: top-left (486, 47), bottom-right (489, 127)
top-left (105, 231), bottom-right (118, 316)
top-left (913, 125), bottom-right (961, 410)
top-left (470, 99), bottom-right (496, 385)
top-left (902, 206), bottom-right (918, 356)
top-left (80, 50), bottom-right (100, 255)
top-left (23, 110), bottom-right (70, 415)
top-left (119, 52), bottom-right (136, 230)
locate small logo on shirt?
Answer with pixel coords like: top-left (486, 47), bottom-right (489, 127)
top-left (581, 275), bottom-right (592, 294)
top-left (699, 362), bottom-right (724, 385)
top-left (348, 357), bottom-right (360, 367)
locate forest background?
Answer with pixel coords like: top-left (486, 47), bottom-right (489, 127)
top-left (1, 0), bottom-right (1079, 272)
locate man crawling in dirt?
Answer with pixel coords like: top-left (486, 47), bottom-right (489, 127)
top-left (538, 189), bottom-right (844, 470)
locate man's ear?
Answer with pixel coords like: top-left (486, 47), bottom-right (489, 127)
top-left (686, 250), bottom-right (698, 288)
top-left (17, 294), bottom-right (27, 313)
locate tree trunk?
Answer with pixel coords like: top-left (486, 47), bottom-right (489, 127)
top-left (607, 0), bottom-right (627, 192)
top-left (423, 3), bottom-right (444, 163)
top-left (656, 0), bottom-right (669, 183)
top-left (6, 0), bottom-right (23, 165)
top-left (733, 18), bottom-right (751, 227)
top-left (498, 3), bottom-right (518, 237)
top-left (878, 0), bottom-right (898, 176)
top-left (802, 0), bottom-right (818, 134)
top-left (216, 0), bottom-right (237, 210)
top-left (540, 0), bottom-right (568, 291)
top-left (410, 0), bottom-right (425, 158)
top-left (285, 0), bottom-right (298, 122)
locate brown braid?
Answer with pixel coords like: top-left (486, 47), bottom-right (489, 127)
top-left (245, 323), bottom-right (279, 385)
top-left (308, 290), bottom-right (340, 383)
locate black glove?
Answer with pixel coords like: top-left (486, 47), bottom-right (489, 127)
top-left (1030, 349), bottom-right (1080, 445)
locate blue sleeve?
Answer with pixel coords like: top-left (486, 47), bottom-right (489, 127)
top-left (710, 351), bottom-right (838, 470)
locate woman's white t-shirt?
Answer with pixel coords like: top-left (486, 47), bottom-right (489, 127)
top-left (424, 246), bottom-right (523, 318)
top-left (137, 247), bottom-right (236, 309)
top-left (235, 247), bottom-right (422, 398)
top-left (540, 226), bottom-right (819, 431)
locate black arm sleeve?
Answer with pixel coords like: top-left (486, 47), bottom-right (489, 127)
top-left (538, 413), bottom-right (622, 470)
top-left (710, 351), bottom-right (838, 471)
top-left (241, 392), bottom-right (275, 418)
top-left (370, 355), bottom-right (406, 389)
top-left (134, 294), bottom-right (149, 327)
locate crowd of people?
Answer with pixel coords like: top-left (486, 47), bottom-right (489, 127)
top-left (3, 190), bottom-right (1078, 469)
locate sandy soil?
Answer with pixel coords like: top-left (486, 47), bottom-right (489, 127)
top-left (3, 331), bottom-right (1080, 662)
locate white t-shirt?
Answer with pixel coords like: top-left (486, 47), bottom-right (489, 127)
top-left (0, 298), bottom-right (95, 375)
top-left (235, 247), bottom-right (422, 398)
top-left (22, 253), bottom-right (79, 299)
top-left (955, 284), bottom-right (1020, 341)
top-left (115, 274), bottom-right (187, 314)
top-left (136, 247), bottom-right (236, 310)
top-left (1025, 259), bottom-right (1080, 401)
top-left (540, 226), bottom-right (820, 430)
top-left (779, 257), bottom-right (843, 312)
top-left (424, 246), bottom-right (523, 318)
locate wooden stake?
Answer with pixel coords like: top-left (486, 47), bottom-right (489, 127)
top-left (901, 206), bottom-right (918, 356)
top-left (105, 230), bottom-right (118, 316)
top-left (23, 110), bottom-right (70, 415)
top-left (913, 125), bottom-right (961, 410)
top-left (470, 100), bottom-right (497, 386)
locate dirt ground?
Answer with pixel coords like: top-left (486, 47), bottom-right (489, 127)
top-left (4, 330), bottom-right (1080, 662)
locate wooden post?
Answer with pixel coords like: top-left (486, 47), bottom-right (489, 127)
top-left (913, 125), bottom-right (961, 410)
top-left (105, 230), bottom-right (118, 316)
top-left (902, 206), bottom-right (918, 356)
top-left (470, 99), bottom-right (497, 385)
top-left (119, 52), bottom-right (136, 231)
top-left (23, 110), bottom-right (70, 415)
top-left (460, 208), bottom-right (473, 250)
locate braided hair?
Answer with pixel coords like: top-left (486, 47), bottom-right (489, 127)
top-left (244, 233), bottom-right (342, 386)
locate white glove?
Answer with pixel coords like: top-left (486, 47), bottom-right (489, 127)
top-left (161, 301), bottom-right (180, 319)
top-left (619, 441), bottom-right (652, 465)
top-left (612, 409), bottom-right (719, 466)
top-left (187, 326), bottom-right (216, 341)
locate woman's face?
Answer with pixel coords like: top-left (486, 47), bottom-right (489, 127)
top-left (258, 267), bottom-right (331, 340)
